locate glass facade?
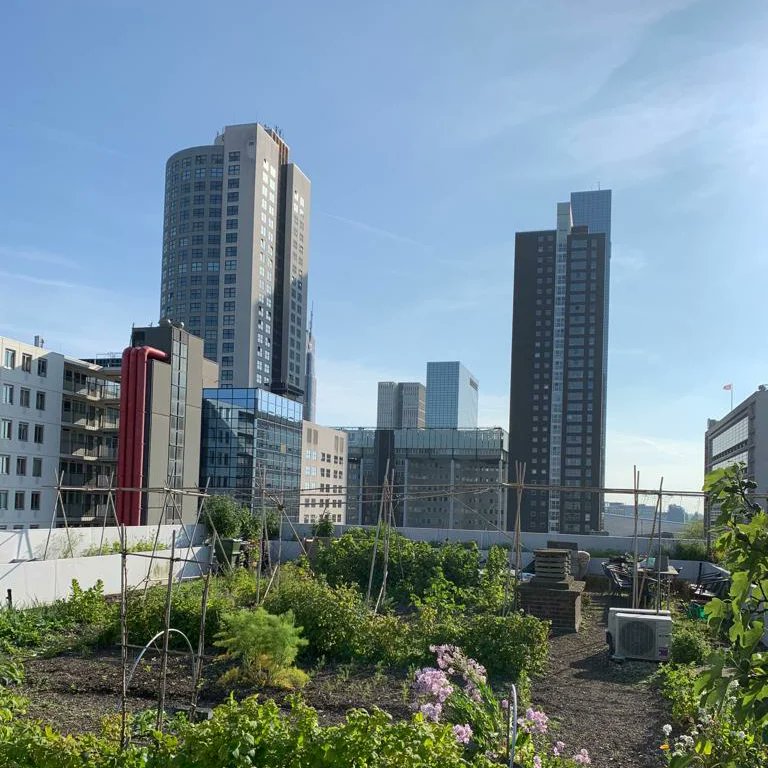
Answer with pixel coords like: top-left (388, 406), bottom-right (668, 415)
top-left (425, 362), bottom-right (479, 429)
top-left (200, 388), bottom-right (303, 521)
top-left (710, 417), bottom-right (748, 458)
top-left (345, 427), bottom-right (507, 530)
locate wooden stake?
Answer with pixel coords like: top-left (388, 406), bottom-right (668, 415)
top-left (156, 530), bottom-right (176, 731)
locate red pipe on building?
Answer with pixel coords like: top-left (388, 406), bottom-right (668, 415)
top-left (116, 345), bottom-right (167, 525)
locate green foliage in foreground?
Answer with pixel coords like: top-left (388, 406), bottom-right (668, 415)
top-left (655, 464), bottom-right (768, 767)
top-left (0, 689), bottom-right (496, 768)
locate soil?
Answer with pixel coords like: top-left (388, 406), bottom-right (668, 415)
top-left (21, 649), bottom-right (413, 735)
top-left (532, 594), bottom-right (668, 768)
top-left (18, 592), bottom-right (669, 767)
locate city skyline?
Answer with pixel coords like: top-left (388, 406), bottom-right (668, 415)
top-left (2, 1), bottom-right (768, 501)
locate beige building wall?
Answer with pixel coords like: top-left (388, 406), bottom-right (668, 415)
top-left (300, 421), bottom-right (347, 525)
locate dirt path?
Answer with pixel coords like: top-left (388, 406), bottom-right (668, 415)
top-left (532, 595), bottom-right (668, 768)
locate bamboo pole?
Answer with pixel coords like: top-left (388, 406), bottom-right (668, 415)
top-left (156, 531), bottom-right (176, 731)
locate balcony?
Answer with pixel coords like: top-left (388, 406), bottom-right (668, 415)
top-left (63, 379), bottom-right (121, 402)
top-left (60, 440), bottom-right (117, 462)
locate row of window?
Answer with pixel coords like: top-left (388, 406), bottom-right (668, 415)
top-left (0, 489), bottom-right (41, 512)
top-left (0, 454), bottom-right (44, 476)
top-left (1, 420), bottom-right (45, 442)
top-left (3, 350), bottom-right (48, 377)
top-left (1, 385), bottom-right (47, 409)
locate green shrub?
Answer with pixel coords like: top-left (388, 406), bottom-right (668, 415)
top-left (669, 624), bottom-right (712, 665)
top-left (263, 565), bottom-right (368, 662)
top-left (459, 612), bottom-right (549, 683)
top-left (214, 607), bottom-right (308, 688)
top-left (671, 539), bottom-right (708, 561)
top-left (204, 494), bottom-right (248, 539)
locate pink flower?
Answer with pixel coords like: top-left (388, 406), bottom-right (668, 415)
top-left (553, 740), bottom-right (565, 757)
top-left (573, 748), bottom-right (591, 765)
top-left (523, 708), bottom-right (549, 734)
top-left (500, 699), bottom-right (509, 711)
top-left (452, 723), bottom-right (473, 745)
top-left (413, 668), bottom-right (453, 703)
top-left (419, 702), bottom-right (442, 722)
top-left (533, 757), bottom-right (542, 768)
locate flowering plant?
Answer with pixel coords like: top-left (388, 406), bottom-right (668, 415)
top-left (412, 645), bottom-right (591, 766)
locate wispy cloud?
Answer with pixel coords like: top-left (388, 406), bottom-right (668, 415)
top-left (317, 211), bottom-right (429, 249)
top-left (0, 270), bottom-right (99, 292)
top-left (0, 245), bottom-right (78, 269)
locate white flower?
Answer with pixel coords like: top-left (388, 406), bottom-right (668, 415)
top-left (662, 724), bottom-right (672, 736)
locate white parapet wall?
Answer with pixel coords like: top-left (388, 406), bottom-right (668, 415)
top-left (0, 545), bottom-right (210, 607)
top-left (0, 524), bottom-right (206, 563)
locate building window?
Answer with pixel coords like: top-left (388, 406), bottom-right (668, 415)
top-left (30, 492), bottom-right (40, 511)
top-left (228, 164), bottom-right (240, 176)
top-left (0, 419), bottom-right (10, 440)
top-left (225, 260), bottom-right (237, 271)
top-left (1, 384), bottom-right (12, 405)
top-left (207, 261), bottom-right (219, 272)
top-left (227, 191), bottom-right (239, 202)
top-left (32, 457), bottom-right (42, 477)
top-left (21, 353), bottom-right (32, 372)
top-left (16, 456), bottom-right (27, 475)
top-left (33, 424), bottom-right (44, 444)
top-left (226, 219), bottom-right (238, 230)
top-left (14, 491), bottom-right (24, 511)
top-left (20, 388), bottom-right (29, 407)
top-left (228, 151), bottom-right (240, 162)
top-left (225, 233), bottom-right (237, 243)
top-left (228, 179), bottom-right (239, 189)
top-left (226, 205), bottom-right (238, 216)
top-left (223, 315), bottom-right (235, 326)
top-left (17, 422), bottom-right (28, 441)
top-left (35, 391), bottom-right (45, 410)
top-left (0, 490), bottom-right (6, 510)
top-left (0, 455), bottom-right (8, 474)
top-left (3, 349), bottom-right (16, 368)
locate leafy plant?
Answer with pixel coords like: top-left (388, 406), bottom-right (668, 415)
top-left (313, 514), bottom-right (334, 539)
top-left (214, 607), bottom-right (308, 688)
top-left (669, 624), bottom-right (711, 665)
top-left (204, 494), bottom-right (247, 540)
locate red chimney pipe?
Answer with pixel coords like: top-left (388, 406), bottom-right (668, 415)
top-left (116, 345), bottom-right (167, 525)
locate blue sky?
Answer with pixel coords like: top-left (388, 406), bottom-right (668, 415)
top-left (1, 0), bottom-right (767, 504)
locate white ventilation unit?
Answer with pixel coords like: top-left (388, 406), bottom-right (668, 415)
top-left (606, 607), bottom-right (670, 653)
top-left (612, 612), bottom-right (672, 662)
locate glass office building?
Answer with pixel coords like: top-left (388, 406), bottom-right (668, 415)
top-left (344, 427), bottom-right (507, 529)
top-left (425, 362), bottom-right (479, 429)
top-left (200, 388), bottom-right (303, 521)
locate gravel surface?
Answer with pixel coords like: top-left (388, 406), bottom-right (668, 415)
top-left (532, 595), bottom-right (668, 768)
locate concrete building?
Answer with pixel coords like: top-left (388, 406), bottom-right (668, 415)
top-left (344, 427), bottom-right (507, 530)
top-left (509, 190), bottom-right (611, 534)
top-left (159, 123), bottom-right (310, 403)
top-left (377, 381), bottom-right (426, 429)
top-left (1, 336), bottom-right (121, 529)
top-left (200, 387), bottom-right (303, 522)
top-left (705, 387), bottom-right (768, 510)
top-left (299, 422), bottom-right (347, 525)
top-left (1, 337), bottom-right (64, 528)
top-left (425, 362), bottom-right (478, 429)
top-left (116, 323), bottom-right (218, 526)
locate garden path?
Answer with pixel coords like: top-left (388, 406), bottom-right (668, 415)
top-left (531, 595), bottom-right (668, 768)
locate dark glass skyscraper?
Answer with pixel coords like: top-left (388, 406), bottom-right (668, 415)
top-left (508, 190), bottom-right (611, 534)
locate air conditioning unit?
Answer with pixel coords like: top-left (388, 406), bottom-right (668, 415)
top-left (612, 612), bottom-right (672, 662)
top-left (606, 607), bottom-right (670, 652)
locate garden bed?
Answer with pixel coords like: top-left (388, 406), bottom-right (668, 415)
top-left (21, 649), bottom-right (413, 734)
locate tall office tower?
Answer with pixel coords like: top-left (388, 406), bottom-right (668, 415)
top-left (508, 190), bottom-right (611, 534)
top-left (304, 313), bottom-right (316, 423)
top-left (160, 123), bottom-right (310, 402)
top-left (376, 381), bottom-right (426, 428)
top-left (425, 362), bottom-right (479, 429)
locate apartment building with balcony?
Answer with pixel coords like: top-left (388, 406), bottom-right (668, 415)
top-left (59, 358), bottom-right (121, 525)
